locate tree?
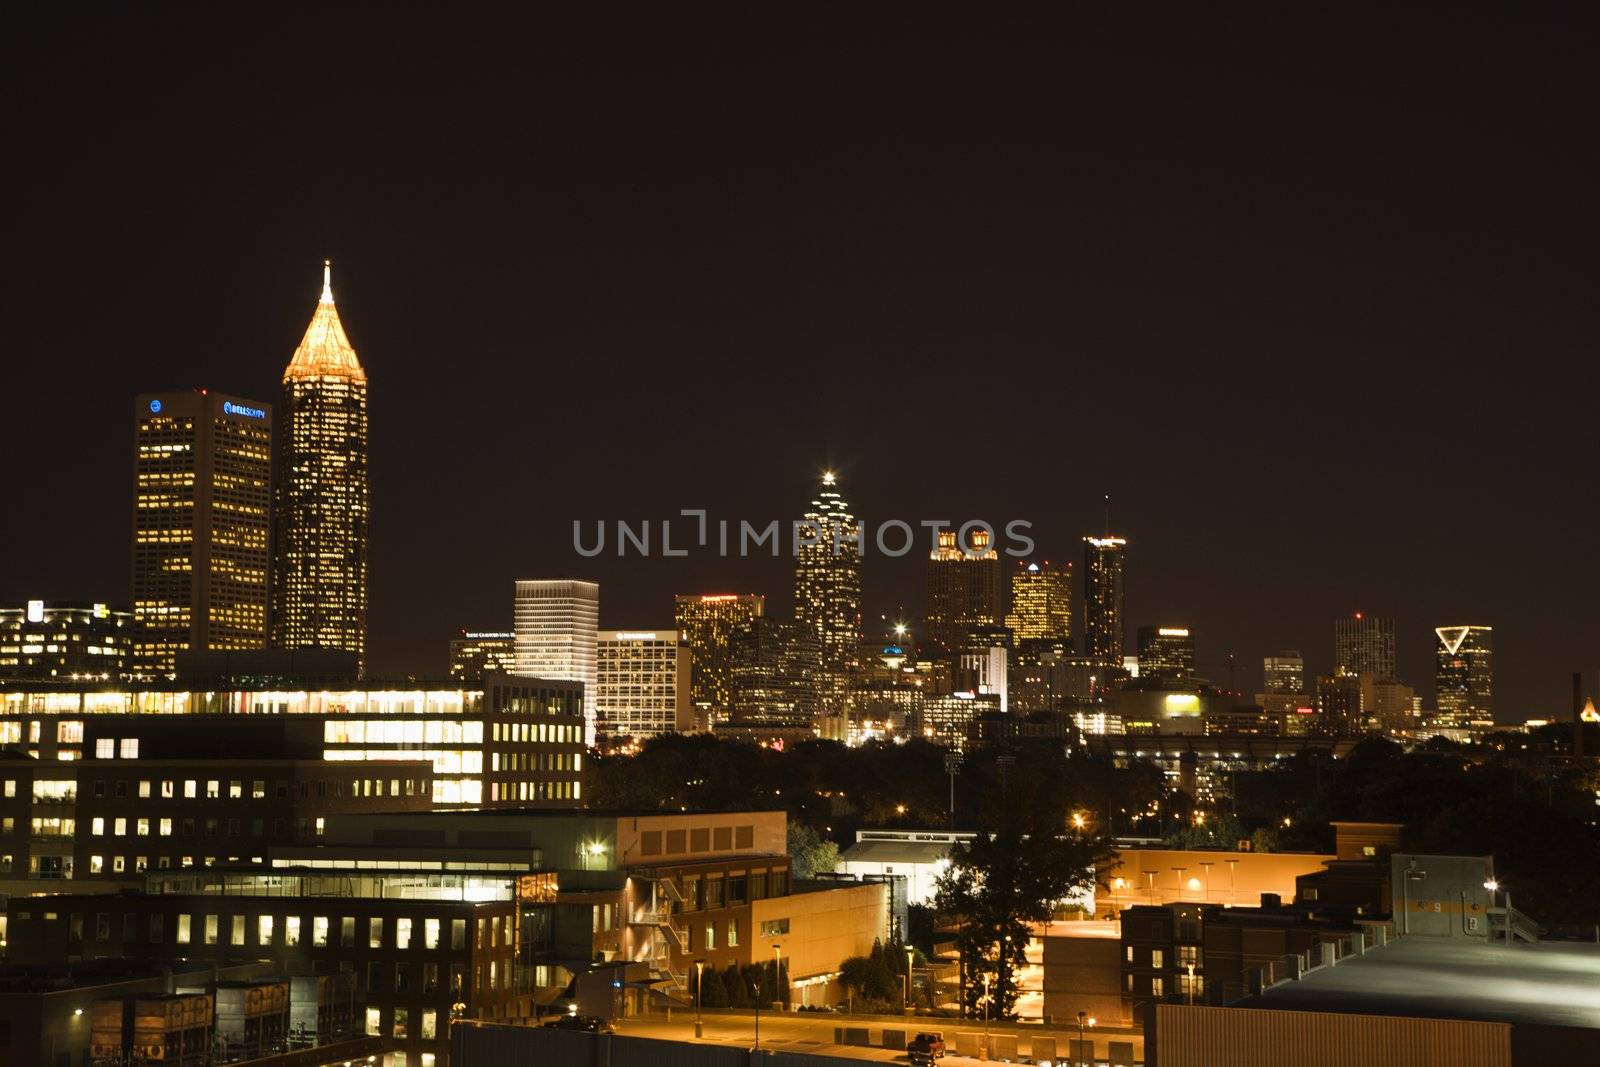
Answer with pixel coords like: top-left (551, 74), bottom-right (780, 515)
top-left (697, 965), bottom-right (729, 1008)
top-left (935, 798), bottom-right (1110, 1020)
top-left (788, 822), bottom-right (840, 880)
top-left (723, 963), bottom-right (749, 1008)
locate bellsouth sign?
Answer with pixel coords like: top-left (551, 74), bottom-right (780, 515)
top-left (223, 401), bottom-right (266, 419)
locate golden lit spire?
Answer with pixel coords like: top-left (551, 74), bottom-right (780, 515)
top-left (285, 259), bottom-right (366, 383)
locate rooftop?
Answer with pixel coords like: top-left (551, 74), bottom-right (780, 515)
top-left (1250, 937), bottom-right (1600, 1031)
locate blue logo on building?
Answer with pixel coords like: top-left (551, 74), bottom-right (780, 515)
top-left (149, 399), bottom-right (162, 413)
top-left (223, 401), bottom-right (266, 419)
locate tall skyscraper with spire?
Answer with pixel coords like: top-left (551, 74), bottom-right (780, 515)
top-left (793, 471), bottom-right (862, 676)
top-left (270, 261), bottom-right (370, 673)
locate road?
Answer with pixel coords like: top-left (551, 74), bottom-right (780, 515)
top-left (614, 1010), bottom-right (1144, 1064)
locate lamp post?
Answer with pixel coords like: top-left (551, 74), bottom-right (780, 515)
top-left (753, 976), bottom-right (761, 1056)
top-left (1485, 879), bottom-right (1511, 946)
top-left (1076, 1010), bottom-right (1097, 1067)
top-left (981, 972), bottom-right (992, 1061)
top-left (904, 945), bottom-right (916, 1012)
top-left (773, 943), bottom-right (782, 1009)
top-left (694, 960), bottom-right (704, 1039)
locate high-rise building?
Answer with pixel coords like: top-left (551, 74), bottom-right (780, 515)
top-left (513, 580), bottom-right (599, 744)
top-left (1333, 613), bottom-right (1396, 679)
top-left (1360, 675), bottom-right (1416, 736)
top-left (132, 390), bottom-right (273, 677)
top-left (924, 529), bottom-right (1001, 654)
top-left (448, 631), bottom-right (517, 682)
top-left (1314, 671), bottom-right (1364, 738)
top-left (596, 629), bottom-right (691, 740)
top-left (1083, 536), bottom-right (1128, 670)
top-left (1136, 626), bottom-right (1195, 681)
top-left (0, 600), bottom-right (133, 681)
top-left (673, 593), bottom-right (764, 720)
top-left (727, 618), bottom-right (823, 734)
top-left (1262, 651), bottom-right (1305, 694)
top-left (793, 472), bottom-right (862, 675)
top-left (271, 262), bottom-right (369, 673)
top-left (1004, 561), bottom-right (1072, 642)
top-left (1435, 625), bottom-right (1493, 727)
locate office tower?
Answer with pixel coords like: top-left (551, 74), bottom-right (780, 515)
top-left (448, 631), bottom-right (516, 682)
top-left (793, 472), bottom-right (862, 674)
top-left (1004, 561), bottom-right (1072, 642)
top-left (271, 262), bottom-right (369, 673)
top-left (132, 390), bottom-right (273, 677)
top-left (513, 580), bottom-right (599, 744)
top-left (1083, 536), bottom-right (1128, 670)
top-left (1314, 672), bottom-right (1364, 738)
top-left (673, 593), bottom-right (764, 720)
top-left (1136, 626), bottom-right (1195, 681)
top-left (1435, 625), bottom-right (1493, 727)
top-left (726, 618), bottom-right (823, 733)
top-left (1262, 651), bottom-right (1305, 694)
top-left (596, 629), bottom-right (691, 740)
top-left (1361, 675), bottom-right (1416, 736)
top-left (0, 600), bottom-right (133, 681)
top-left (955, 628), bottom-right (1009, 714)
top-left (1333, 613), bottom-right (1396, 679)
top-left (924, 529), bottom-right (1002, 654)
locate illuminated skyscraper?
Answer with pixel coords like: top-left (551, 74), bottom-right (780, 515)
top-left (596, 630), bottom-right (691, 740)
top-left (448, 631), bottom-right (517, 682)
top-left (133, 390), bottom-right (272, 676)
top-left (513, 580), bottom-right (600, 744)
top-left (1333, 613), bottom-right (1396, 679)
top-left (1004, 561), bottom-right (1071, 642)
top-left (1083, 536), bottom-right (1127, 670)
top-left (1, 600), bottom-right (133, 681)
top-left (1136, 626), bottom-right (1195, 681)
top-left (924, 529), bottom-right (1001, 654)
top-left (793, 472), bottom-right (862, 674)
top-left (673, 593), bottom-right (765, 719)
top-left (1262, 651), bottom-right (1305, 694)
top-left (271, 262), bottom-right (369, 672)
top-left (1435, 625), bottom-right (1493, 727)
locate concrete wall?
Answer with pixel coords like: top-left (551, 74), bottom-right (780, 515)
top-left (751, 883), bottom-right (888, 1005)
top-left (1102, 849), bottom-right (1334, 912)
top-left (455, 1023), bottom-right (875, 1067)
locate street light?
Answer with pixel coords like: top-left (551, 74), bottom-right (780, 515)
top-left (1076, 1011), bottom-right (1096, 1067)
top-left (1111, 877), bottom-right (1126, 918)
top-left (904, 945), bottom-right (916, 1011)
top-left (1485, 879), bottom-right (1510, 946)
top-left (773, 943), bottom-right (782, 1009)
top-left (694, 959), bottom-right (705, 1039)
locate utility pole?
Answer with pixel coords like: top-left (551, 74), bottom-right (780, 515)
top-left (944, 751), bottom-right (962, 829)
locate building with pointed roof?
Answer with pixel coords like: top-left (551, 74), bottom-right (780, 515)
top-left (270, 262), bottom-right (370, 674)
top-left (793, 471), bottom-right (862, 679)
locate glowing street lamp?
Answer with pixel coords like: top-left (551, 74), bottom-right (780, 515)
top-left (1076, 1011), bottom-right (1097, 1067)
top-left (694, 959), bottom-right (705, 1038)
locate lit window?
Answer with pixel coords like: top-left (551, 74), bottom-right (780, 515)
top-left (365, 1007), bottom-right (381, 1036)
top-left (258, 915), bottom-right (274, 945)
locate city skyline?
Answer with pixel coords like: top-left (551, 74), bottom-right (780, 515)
top-left (2, 10), bottom-right (1594, 718)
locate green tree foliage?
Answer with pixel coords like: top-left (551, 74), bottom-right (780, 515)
top-left (695, 964), bottom-right (729, 1008)
top-left (788, 822), bottom-right (841, 880)
top-left (1163, 811), bottom-right (1247, 850)
top-left (722, 963), bottom-right (748, 1008)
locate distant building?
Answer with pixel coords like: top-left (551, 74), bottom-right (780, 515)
top-left (133, 390), bottom-right (272, 677)
top-left (726, 618), bottom-right (822, 735)
top-left (954, 627), bottom-right (1010, 715)
top-left (596, 629), bottom-right (691, 740)
top-left (1435, 625), bottom-right (1493, 727)
top-left (447, 631), bottom-right (516, 682)
top-left (1262, 651), bottom-right (1305, 695)
top-left (1314, 671), bottom-right (1365, 737)
top-left (924, 529), bottom-right (1001, 654)
top-left (673, 593), bottom-right (764, 720)
top-left (0, 600), bottom-right (132, 682)
top-left (1333, 613), bottom-right (1396, 679)
top-left (1137, 626), bottom-right (1195, 681)
top-left (271, 262), bottom-right (369, 675)
top-left (920, 692), bottom-right (998, 750)
top-left (513, 580), bottom-right (599, 744)
top-left (793, 472), bottom-right (862, 676)
top-left (1005, 561), bottom-right (1072, 642)
top-left (1360, 675), bottom-right (1416, 736)
top-left (1083, 536), bottom-right (1128, 671)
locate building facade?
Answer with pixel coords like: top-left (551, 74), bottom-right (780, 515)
top-left (1005, 561), bottom-right (1072, 642)
top-left (1262, 651), bottom-right (1305, 695)
top-left (1137, 626), bottom-right (1195, 681)
top-left (673, 594), bottom-right (764, 721)
top-left (1083, 536), bottom-right (1128, 671)
top-left (595, 630), bottom-right (690, 740)
top-left (271, 262), bottom-right (370, 673)
top-left (448, 632), bottom-right (517, 682)
top-left (1435, 625), bottom-right (1493, 727)
top-left (512, 581), bottom-right (599, 744)
top-left (726, 618), bottom-right (822, 735)
top-left (0, 601), bottom-right (132, 682)
top-left (924, 529), bottom-right (1002, 655)
top-left (1333, 613), bottom-right (1396, 679)
top-left (792, 472), bottom-right (862, 676)
top-left (132, 390), bottom-right (272, 677)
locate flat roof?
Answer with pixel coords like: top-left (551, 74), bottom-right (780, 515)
top-left (839, 840), bottom-right (955, 865)
top-left (1250, 937), bottom-right (1600, 1031)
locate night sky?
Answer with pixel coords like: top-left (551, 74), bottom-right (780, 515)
top-left (3, 9), bottom-right (1594, 717)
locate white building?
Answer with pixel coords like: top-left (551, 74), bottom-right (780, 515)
top-left (835, 829), bottom-right (976, 905)
top-left (514, 580), bottom-right (599, 745)
top-left (596, 630), bottom-right (691, 741)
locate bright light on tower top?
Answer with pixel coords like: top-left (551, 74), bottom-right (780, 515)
top-left (822, 471), bottom-right (836, 486)
top-left (320, 258), bottom-right (334, 304)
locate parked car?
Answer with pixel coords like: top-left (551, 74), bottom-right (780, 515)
top-left (544, 1013), bottom-right (615, 1033)
top-left (907, 1031), bottom-right (946, 1064)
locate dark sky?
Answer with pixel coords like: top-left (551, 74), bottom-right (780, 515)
top-left (2, 8), bottom-right (1594, 718)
